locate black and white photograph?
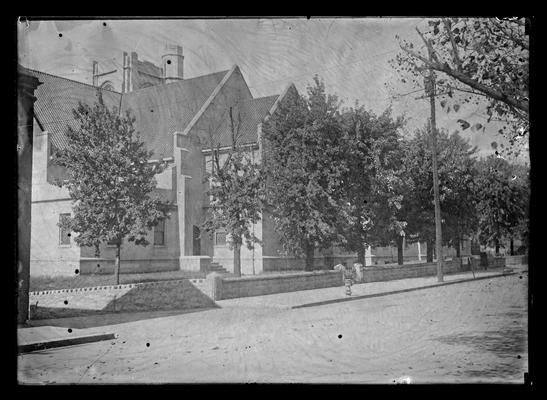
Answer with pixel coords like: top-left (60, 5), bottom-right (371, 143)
top-left (16, 16), bottom-right (531, 384)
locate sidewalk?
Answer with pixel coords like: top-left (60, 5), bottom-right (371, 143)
top-left (18, 325), bottom-right (116, 354)
top-left (216, 267), bottom-right (517, 309)
top-left (18, 266), bottom-right (520, 354)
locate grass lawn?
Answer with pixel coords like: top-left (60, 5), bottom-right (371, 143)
top-left (30, 267), bottom-right (345, 292)
top-left (30, 270), bottom-right (207, 292)
top-left (30, 268), bottom-right (329, 291)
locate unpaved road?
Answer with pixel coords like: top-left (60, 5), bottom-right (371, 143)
top-left (18, 271), bottom-right (528, 384)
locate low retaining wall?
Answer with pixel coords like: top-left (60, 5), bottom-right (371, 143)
top-left (359, 256), bottom-right (505, 283)
top-left (504, 255), bottom-right (527, 265)
top-left (360, 258), bottom-right (469, 283)
top-left (486, 256), bottom-right (507, 269)
top-left (212, 271), bottom-right (343, 300)
top-left (29, 278), bottom-right (216, 320)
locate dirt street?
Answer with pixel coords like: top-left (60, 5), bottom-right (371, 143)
top-left (18, 272), bottom-right (528, 384)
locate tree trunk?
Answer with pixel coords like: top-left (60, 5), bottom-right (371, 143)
top-left (114, 244), bottom-right (121, 285)
top-left (495, 239), bottom-right (500, 256)
top-left (455, 237), bottom-right (461, 258)
top-left (510, 238), bottom-right (514, 256)
top-left (304, 242), bottom-right (314, 271)
top-left (426, 239), bottom-right (434, 263)
top-left (233, 242), bottom-right (242, 277)
top-left (396, 236), bottom-right (404, 265)
top-left (357, 247), bottom-right (366, 266)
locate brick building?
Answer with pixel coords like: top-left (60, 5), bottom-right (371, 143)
top-left (26, 44), bottom-right (469, 277)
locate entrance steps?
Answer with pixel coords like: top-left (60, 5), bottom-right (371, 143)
top-left (209, 262), bottom-right (228, 274)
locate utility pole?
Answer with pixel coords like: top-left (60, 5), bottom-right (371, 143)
top-left (425, 40), bottom-right (444, 282)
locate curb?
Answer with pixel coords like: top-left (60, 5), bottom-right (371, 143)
top-left (292, 272), bottom-right (516, 309)
top-left (18, 332), bottom-right (117, 354)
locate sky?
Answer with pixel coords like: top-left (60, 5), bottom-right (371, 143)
top-left (17, 17), bottom-right (528, 162)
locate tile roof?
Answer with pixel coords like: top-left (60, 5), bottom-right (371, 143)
top-left (23, 67), bottom-right (277, 157)
top-left (121, 70), bottom-right (229, 158)
top-left (23, 68), bottom-right (122, 152)
top-left (209, 95), bottom-right (279, 149)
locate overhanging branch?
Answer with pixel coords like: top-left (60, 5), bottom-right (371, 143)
top-left (400, 42), bottom-right (529, 113)
top-left (442, 19), bottom-right (463, 71)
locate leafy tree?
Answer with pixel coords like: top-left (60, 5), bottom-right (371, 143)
top-left (474, 155), bottom-right (529, 254)
top-left (203, 107), bottom-right (264, 277)
top-left (437, 132), bottom-right (479, 257)
top-left (510, 163), bottom-right (530, 254)
top-left (53, 93), bottom-right (169, 284)
top-left (400, 126), bottom-right (478, 261)
top-left (393, 17), bottom-right (529, 158)
top-left (337, 106), bottom-right (406, 265)
top-left (262, 76), bottom-right (347, 270)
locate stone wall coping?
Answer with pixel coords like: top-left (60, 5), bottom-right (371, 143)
top-left (79, 257), bottom-right (179, 262)
top-left (30, 278), bottom-right (190, 296)
top-left (363, 262), bottom-right (436, 270)
top-left (363, 259), bottom-right (464, 271)
top-left (221, 270), bottom-right (341, 282)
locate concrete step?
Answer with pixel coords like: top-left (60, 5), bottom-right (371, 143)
top-left (209, 263), bottom-right (228, 273)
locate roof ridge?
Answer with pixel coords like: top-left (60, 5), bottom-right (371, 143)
top-left (254, 94), bottom-right (279, 99)
top-left (180, 66), bottom-right (238, 137)
top-left (21, 67), bottom-right (122, 94)
top-left (266, 82), bottom-right (297, 121)
top-left (127, 69), bottom-right (231, 95)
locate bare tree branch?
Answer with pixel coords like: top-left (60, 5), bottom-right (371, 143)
top-left (441, 84), bottom-right (492, 99)
top-left (415, 28), bottom-right (442, 65)
top-left (442, 19), bottom-right (463, 71)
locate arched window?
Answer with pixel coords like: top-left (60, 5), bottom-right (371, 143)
top-left (99, 80), bottom-right (115, 91)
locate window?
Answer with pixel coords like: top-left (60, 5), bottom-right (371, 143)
top-left (215, 231), bottom-right (227, 246)
top-left (59, 214), bottom-right (71, 245)
top-left (154, 219), bottom-right (165, 246)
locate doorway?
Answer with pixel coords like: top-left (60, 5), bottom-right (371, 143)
top-left (193, 225), bottom-right (201, 255)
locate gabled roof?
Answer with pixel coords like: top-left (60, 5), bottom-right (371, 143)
top-left (121, 70), bottom-right (229, 158)
top-left (23, 68), bottom-right (122, 151)
top-left (207, 95), bottom-right (279, 149)
top-left (23, 66), bottom-right (281, 158)
top-left (265, 82), bottom-right (298, 122)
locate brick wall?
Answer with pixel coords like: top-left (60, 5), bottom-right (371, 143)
top-left (505, 255), bottom-right (528, 265)
top-left (214, 270), bottom-right (343, 300)
top-left (487, 256), bottom-right (507, 268)
top-left (360, 258), bottom-right (468, 283)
